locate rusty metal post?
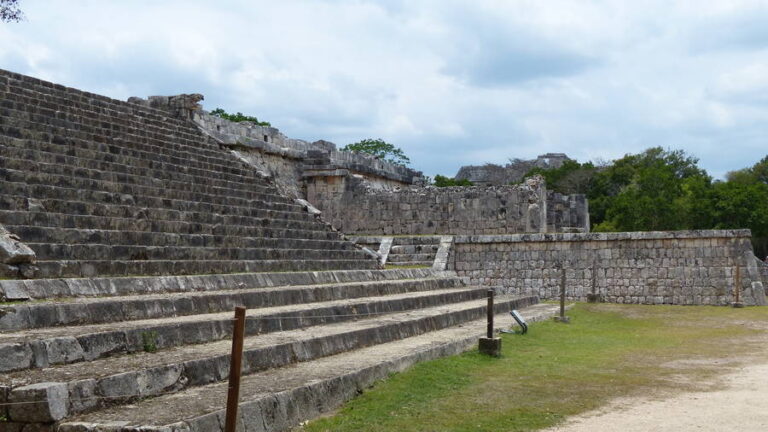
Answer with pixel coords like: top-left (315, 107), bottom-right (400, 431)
top-left (479, 289), bottom-right (501, 356)
top-left (225, 306), bottom-right (247, 432)
top-left (487, 289), bottom-right (494, 338)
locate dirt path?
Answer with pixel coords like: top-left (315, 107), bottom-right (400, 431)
top-left (545, 361), bottom-right (768, 432)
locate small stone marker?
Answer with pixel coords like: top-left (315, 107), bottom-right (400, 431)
top-left (479, 289), bottom-right (502, 357)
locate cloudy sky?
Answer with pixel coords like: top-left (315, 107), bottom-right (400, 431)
top-left (2, 0), bottom-right (767, 178)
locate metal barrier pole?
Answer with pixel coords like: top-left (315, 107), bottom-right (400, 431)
top-left (225, 306), bottom-right (247, 432)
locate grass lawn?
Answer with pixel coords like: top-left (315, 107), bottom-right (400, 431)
top-left (300, 303), bottom-right (768, 432)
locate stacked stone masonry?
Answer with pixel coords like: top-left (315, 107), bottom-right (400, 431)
top-left (189, 108), bottom-right (425, 199)
top-left (450, 230), bottom-right (766, 306)
top-left (0, 68), bottom-right (380, 278)
top-left (309, 176), bottom-right (551, 235)
top-left (187, 108), bottom-right (589, 236)
top-left (0, 267), bottom-right (543, 430)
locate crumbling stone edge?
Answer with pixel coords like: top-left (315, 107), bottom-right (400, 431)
top-left (0, 224), bottom-right (38, 284)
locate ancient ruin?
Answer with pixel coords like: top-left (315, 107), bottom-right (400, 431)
top-left (0, 68), bottom-right (766, 431)
top-left (455, 153), bottom-right (572, 186)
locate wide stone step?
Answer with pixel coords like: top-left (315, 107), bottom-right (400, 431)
top-left (4, 276), bottom-right (457, 333)
top-left (393, 236), bottom-right (441, 245)
top-left (0, 146), bottom-right (280, 202)
top-left (33, 258), bottom-right (378, 279)
top-left (386, 261), bottom-right (433, 268)
top-left (0, 180), bottom-right (319, 224)
top-left (4, 295), bottom-right (537, 424)
top-left (389, 244), bottom-right (439, 254)
top-left (1, 165), bottom-right (294, 212)
top-left (0, 283), bottom-right (473, 373)
top-left (0, 136), bottom-right (274, 197)
top-left (0, 77), bottom-right (173, 128)
top-left (0, 90), bottom-right (196, 137)
top-left (387, 253), bottom-right (437, 263)
top-left (0, 117), bottom-right (248, 181)
top-left (0, 198), bottom-right (327, 230)
top-left (3, 83), bottom-right (207, 142)
top-left (28, 243), bottom-right (367, 263)
top-left (0, 97), bottom-right (235, 163)
top-left (0, 118), bottom-right (232, 166)
top-left (0, 132), bottom-right (267, 189)
top-left (0, 213), bottom-right (339, 242)
top-left (9, 226), bottom-right (354, 251)
top-left (0, 143), bottom-right (279, 200)
top-left (54, 299), bottom-right (547, 431)
top-left (0, 268), bottom-right (436, 301)
top-left (2, 79), bottom-right (194, 127)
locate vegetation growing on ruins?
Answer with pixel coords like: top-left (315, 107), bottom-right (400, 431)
top-left (432, 174), bottom-right (474, 187)
top-left (209, 108), bottom-right (271, 127)
top-left (526, 148), bottom-right (768, 257)
top-left (302, 303), bottom-right (768, 432)
top-left (524, 159), bottom-right (598, 194)
top-left (342, 139), bottom-right (411, 166)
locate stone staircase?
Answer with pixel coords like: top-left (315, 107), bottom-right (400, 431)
top-left (0, 68), bottom-right (378, 278)
top-left (351, 236), bottom-right (442, 268)
top-left (0, 70), bottom-right (553, 432)
top-left (387, 237), bottom-right (441, 268)
top-left (0, 268), bottom-right (543, 430)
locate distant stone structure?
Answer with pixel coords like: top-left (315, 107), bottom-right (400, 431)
top-left (182, 111), bottom-right (589, 235)
top-left (185, 107), bottom-right (425, 200)
top-left (455, 153), bottom-right (572, 186)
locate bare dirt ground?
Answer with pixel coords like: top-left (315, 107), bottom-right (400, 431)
top-left (546, 347), bottom-right (768, 431)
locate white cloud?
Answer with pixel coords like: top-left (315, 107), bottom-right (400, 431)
top-left (1, 0), bottom-right (767, 178)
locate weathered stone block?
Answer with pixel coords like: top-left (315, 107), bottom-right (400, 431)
top-left (0, 343), bottom-right (33, 372)
top-left (8, 382), bottom-right (69, 422)
top-left (0, 228), bottom-right (36, 265)
top-left (478, 337), bottom-right (502, 357)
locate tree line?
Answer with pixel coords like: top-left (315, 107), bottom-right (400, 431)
top-left (525, 148), bottom-right (768, 257)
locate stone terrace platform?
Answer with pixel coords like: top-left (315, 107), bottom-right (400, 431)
top-left (0, 268), bottom-right (546, 430)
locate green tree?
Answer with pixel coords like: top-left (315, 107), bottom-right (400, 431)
top-left (524, 159), bottom-right (597, 194)
top-left (1, 0), bottom-right (23, 22)
top-left (522, 147), bottom-right (768, 255)
top-left (591, 148), bottom-right (711, 231)
top-left (209, 108), bottom-right (271, 127)
top-left (715, 157), bottom-right (768, 257)
top-left (432, 175), bottom-right (473, 187)
top-left (342, 139), bottom-right (411, 166)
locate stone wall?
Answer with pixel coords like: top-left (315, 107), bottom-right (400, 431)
top-left (230, 149), bottom-right (305, 198)
top-left (547, 191), bottom-right (589, 233)
top-left (758, 257), bottom-right (768, 286)
top-left (450, 230), bottom-right (766, 306)
top-left (309, 176), bottom-right (549, 235)
top-left (191, 109), bottom-right (423, 188)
